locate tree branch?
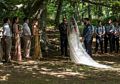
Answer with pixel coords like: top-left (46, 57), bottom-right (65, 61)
top-left (83, 0), bottom-right (114, 8)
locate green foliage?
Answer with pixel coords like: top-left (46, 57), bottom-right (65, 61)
top-left (91, 19), bottom-right (100, 26)
top-left (103, 16), bottom-right (116, 24)
top-left (0, 0), bottom-right (120, 26)
top-left (112, 1), bottom-right (120, 14)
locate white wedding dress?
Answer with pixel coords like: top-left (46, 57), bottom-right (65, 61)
top-left (68, 18), bottom-right (111, 68)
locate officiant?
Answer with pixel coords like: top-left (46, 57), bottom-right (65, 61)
top-left (59, 17), bottom-right (68, 56)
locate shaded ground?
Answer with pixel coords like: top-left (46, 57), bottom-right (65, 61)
top-left (0, 29), bottom-right (120, 84)
top-left (0, 55), bottom-right (120, 84)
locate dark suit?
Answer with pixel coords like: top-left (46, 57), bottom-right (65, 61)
top-left (114, 26), bottom-right (120, 53)
top-left (95, 26), bottom-right (105, 53)
top-left (83, 24), bottom-right (94, 56)
top-left (104, 24), bottom-right (115, 53)
top-left (59, 22), bottom-right (68, 56)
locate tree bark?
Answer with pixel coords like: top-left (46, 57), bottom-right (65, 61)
top-left (23, 0), bottom-right (48, 57)
top-left (81, 1), bottom-right (85, 20)
top-left (98, 0), bottom-right (102, 18)
top-left (83, 0), bottom-right (111, 8)
top-left (38, 0), bottom-right (48, 57)
top-left (23, 0), bottom-right (44, 17)
top-left (54, 0), bottom-right (63, 28)
top-left (88, 2), bottom-right (91, 19)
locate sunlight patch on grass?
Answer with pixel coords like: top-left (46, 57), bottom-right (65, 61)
top-left (39, 71), bottom-right (86, 79)
top-left (41, 67), bottom-right (52, 71)
top-left (0, 74), bottom-right (11, 81)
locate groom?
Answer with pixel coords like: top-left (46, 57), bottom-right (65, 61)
top-left (83, 18), bottom-right (94, 56)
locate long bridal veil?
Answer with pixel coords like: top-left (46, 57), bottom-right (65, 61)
top-left (68, 17), bottom-right (111, 68)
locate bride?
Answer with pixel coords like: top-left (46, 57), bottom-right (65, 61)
top-left (68, 17), bottom-right (111, 68)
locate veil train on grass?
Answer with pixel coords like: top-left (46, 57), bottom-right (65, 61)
top-left (68, 17), bottom-right (112, 68)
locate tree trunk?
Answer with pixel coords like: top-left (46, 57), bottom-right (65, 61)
top-left (54, 0), bottom-right (63, 28)
top-left (38, 0), bottom-right (48, 57)
top-left (23, 0), bottom-right (44, 18)
top-left (26, 0), bottom-right (48, 57)
top-left (98, 0), bottom-right (102, 19)
top-left (106, 1), bottom-right (110, 17)
top-left (81, 1), bottom-right (84, 20)
top-left (88, 2), bottom-right (91, 19)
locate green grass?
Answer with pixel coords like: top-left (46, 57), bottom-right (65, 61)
top-left (0, 55), bottom-right (120, 84)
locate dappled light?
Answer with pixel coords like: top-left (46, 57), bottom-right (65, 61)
top-left (0, 74), bottom-right (11, 81)
top-left (0, 0), bottom-right (120, 84)
top-left (1, 25), bottom-right (120, 84)
top-left (0, 55), bottom-right (120, 84)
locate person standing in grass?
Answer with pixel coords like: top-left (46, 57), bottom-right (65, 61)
top-left (95, 21), bottom-right (105, 54)
top-left (3, 17), bottom-right (12, 63)
top-left (32, 19), bottom-right (42, 59)
top-left (59, 17), bottom-right (68, 56)
top-left (22, 17), bottom-right (31, 59)
top-left (83, 18), bottom-right (94, 56)
top-left (113, 20), bottom-right (120, 53)
top-left (12, 17), bottom-right (22, 62)
top-left (104, 19), bottom-right (115, 53)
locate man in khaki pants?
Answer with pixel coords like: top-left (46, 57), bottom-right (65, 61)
top-left (3, 17), bottom-right (12, 63)
top-left (22, 17), bottom-right (31, 59)
top-left (0, 38), bottom-right (3, 64)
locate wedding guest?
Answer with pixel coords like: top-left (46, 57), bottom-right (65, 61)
top-left (95, 21), bottom-right (105, 54)
top-left (3, 17), bottom-right (12, 63)
top-left (114, 20), bottom-right (120, 53)
top-left (104, 19), bottom-right (115, 53)
top-left (0, 29), bottom-right (3, 64)
top-left (59, 17), bottom-right (68, 56)
top-left (32, 19), bottom-right (42, 59)
top-left (22, 17), bottom-right (31, 59)
top-left (12, 17), bottom-right (22, 61)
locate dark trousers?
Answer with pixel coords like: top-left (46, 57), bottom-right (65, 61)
top-left (104, 34), bottom-right (114, 53)
top-left (110, 35), bottom-right (115, 52)
top-left (0, 39), bottom-right (3, 61)
top-left (60, 36), bottom-right (68, 56)
top-left (114, 37), bottom-right (119, 53)
top-left (95, 36), bottom-right (103, 53)
top-left (104, 36), bottom-right (108, 53)
top-left (3, 37), bottom-right (12, 62)
top-left (84, 40), bottom-right (92, 56)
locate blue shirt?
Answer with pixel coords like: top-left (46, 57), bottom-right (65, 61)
top-left (96, 26), bottom-right (105, 36)
top-left (83, 24), bottom-right (94, 43)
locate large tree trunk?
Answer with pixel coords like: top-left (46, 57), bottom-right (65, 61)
top-left (38, 0), bottom-right (48, 57)
top-left (23, 0), bottom-right (44, 17)
top-left (98, 0), bottom-right (102, 18)
top-left (32, 0), bottom-right (48, 58)
top-left (81, 1), bottom-right (85, 20)
top-left (105, 1), bottom-right (110, 17)
top-left (54, 0), bottom-right (63, 28)
top-left (23, 0), bottom-right (48, 57)
top-left (88, 2), bottom-right (91, 19)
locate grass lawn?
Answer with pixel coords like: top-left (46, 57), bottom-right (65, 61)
top-left (0, 29), bottom-right (120, 84)
top-left (0, 54), bottom-right (120, 84)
